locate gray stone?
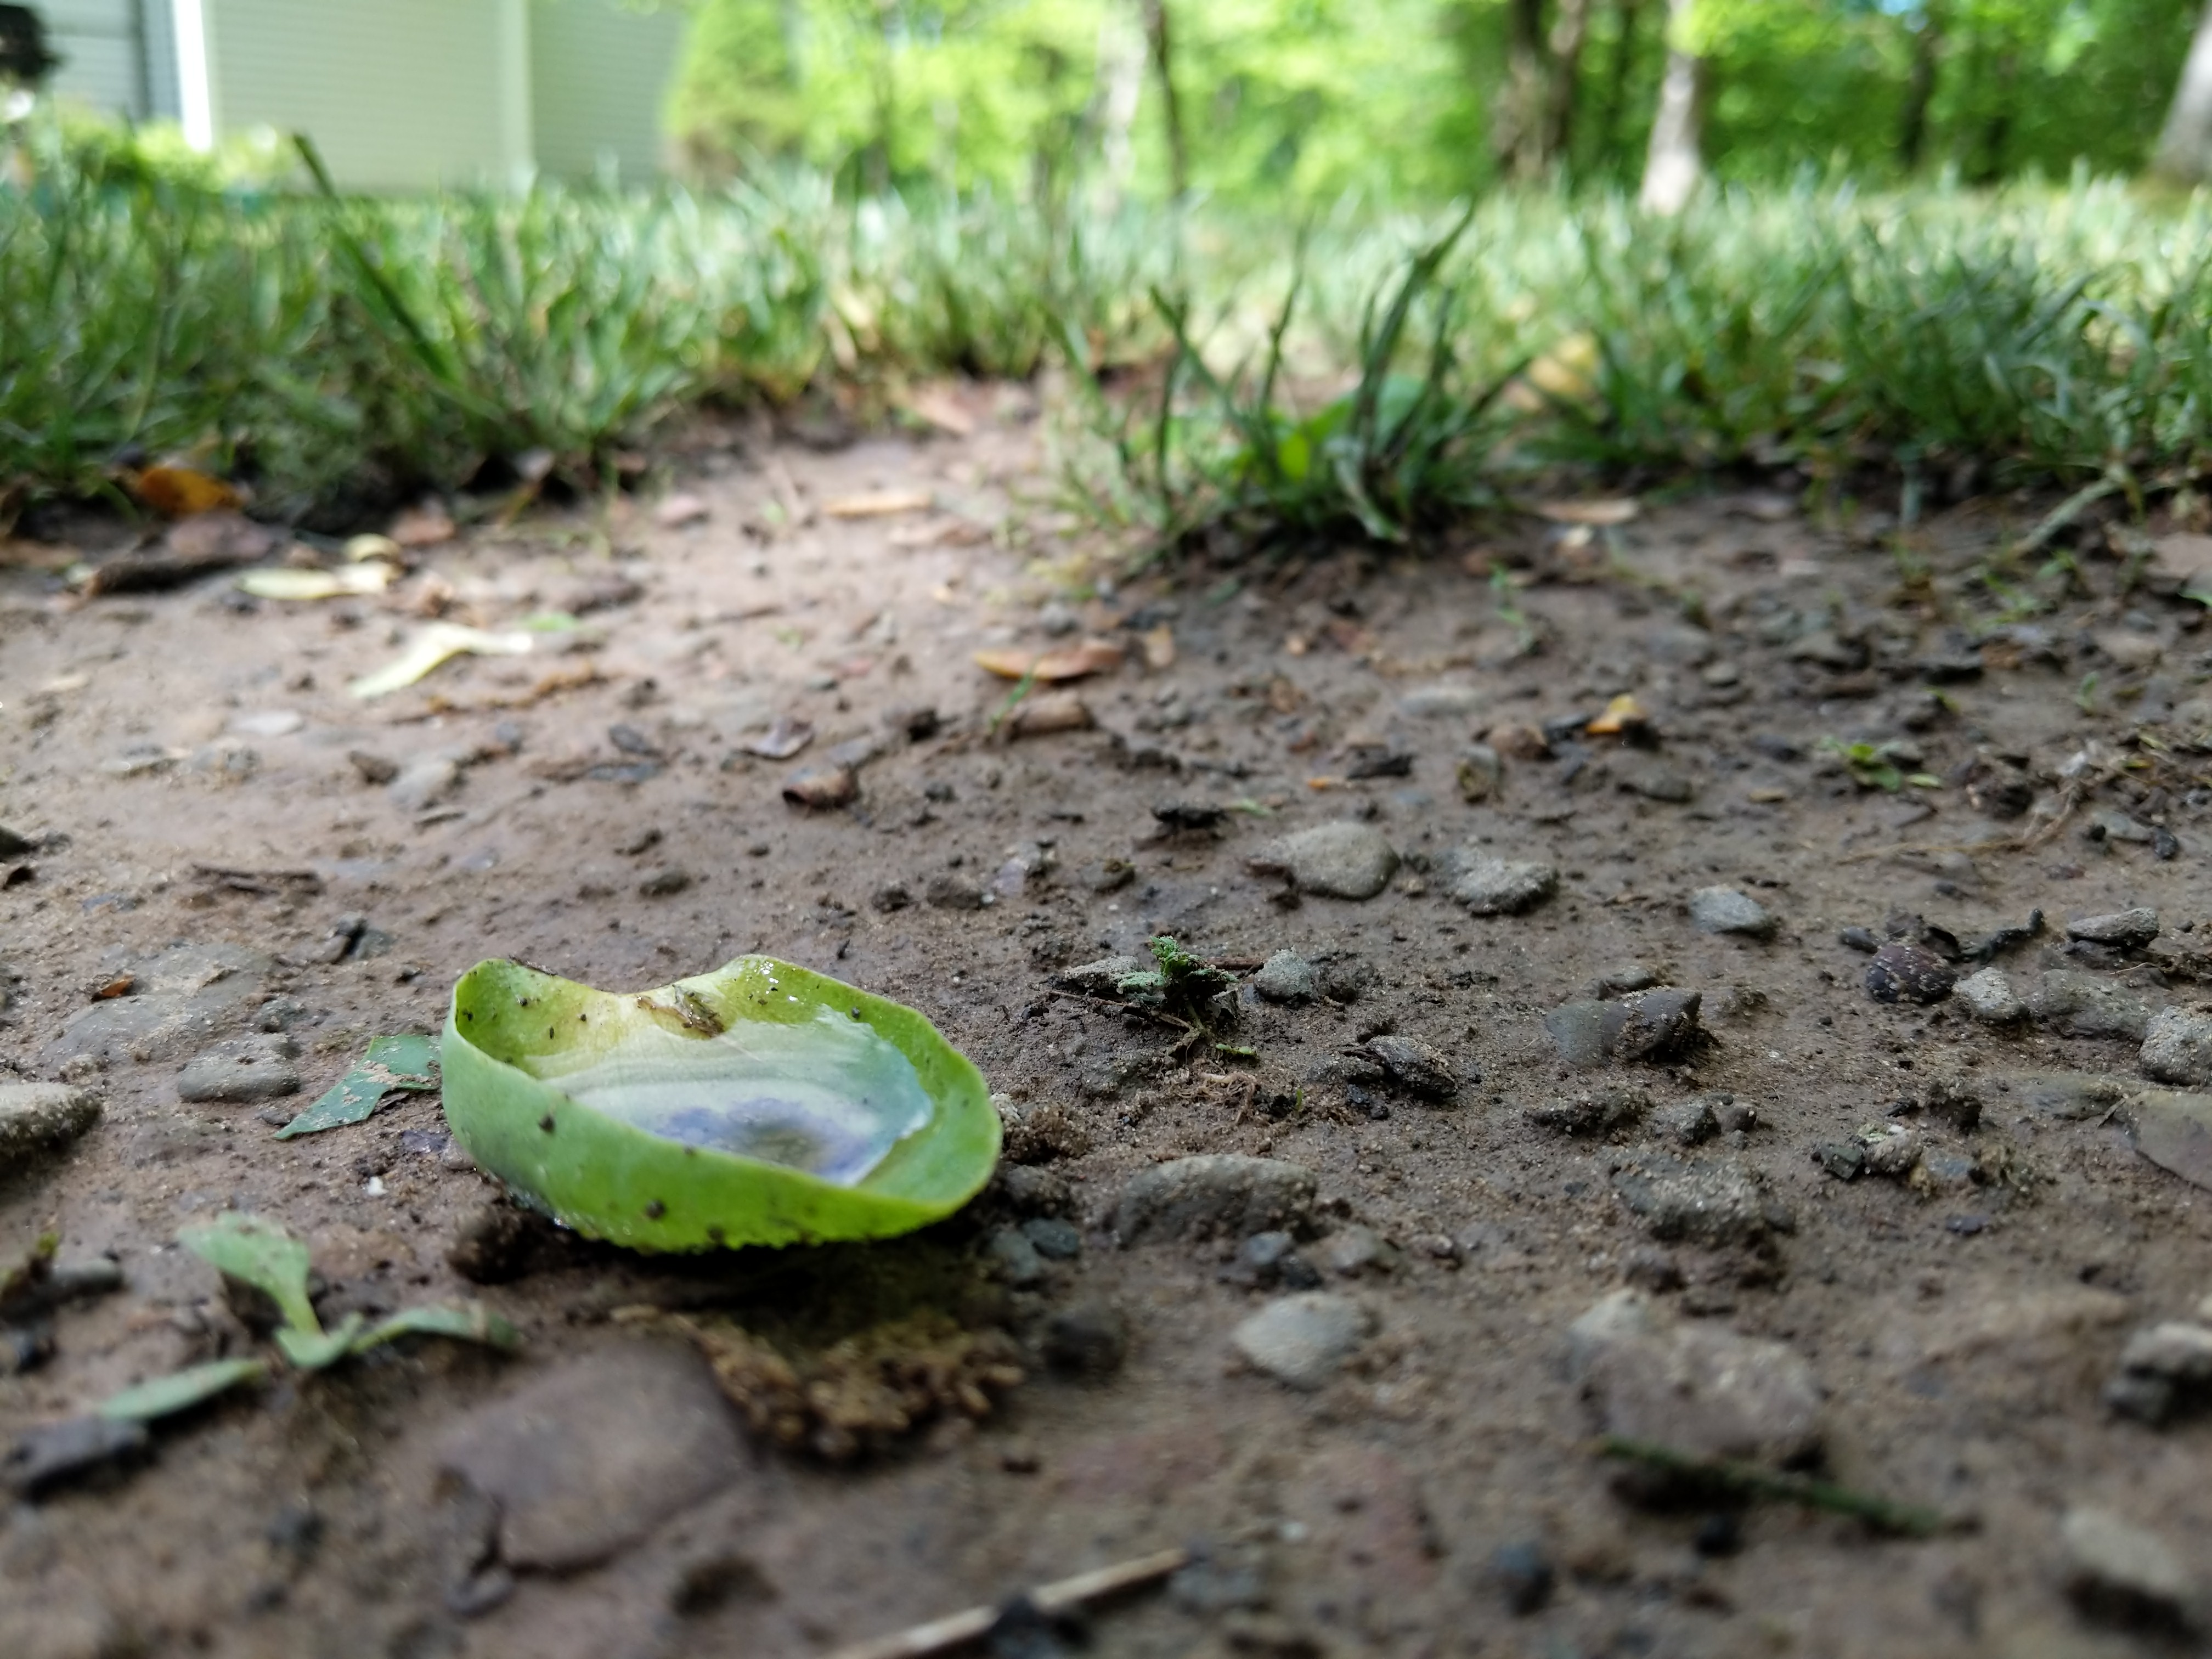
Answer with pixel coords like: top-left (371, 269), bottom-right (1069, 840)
top-left (41, 942), bottom-right (274, 1066)
top-left (2061, 1508), bottom-right (2196, 1631)
top-left (2142, 1007), bottom-right (2212, 1086)
top-left (1042, 1301), bottom-right (1127, 1375)
top-left (1317, 1225), bottom-right (1400, 1278)
top-left (1052, 955), bottom-right (1148, 997)
top-left (1545, 988), bottom-right (1704, 1069)
top-left (1611, 1154), bottom-right (1791, 1246)
top-left (388, 755), bottom-right (462, 813)
top-left (2069, 907), bottom-right (2160, 949)
top-left (0, 1084), bottom-right (101, 1169)
top-left (1526, 1085), bottom-right (1648, 1137)
top-left (1399, 683), bottom-right (1485, 717)
top-left (1613, 988), bottom-right (1705, 1060)
top-left (1353, 1034), bottom-right (1458, 1101)
top-left (984, 1226), bottom-right (1046, 1287)
top-left (1250, 951), bottom-right (1318, 1005)
top-left (1448, 855), bottom-right (1559, 916)
top-left (1113, 1155), bottom-right (1317, 1245)
top-left (436, 1342), bottom-right (745, 1572)
top-left (1315, 954), bottom-right (1378, 1003)
top-left (1688, 887), bottom-right (1775, 939)
top-left (176, 1035), bottom-right (302, 1103)
top-left (1232, 1293), bottom-right (1375, 1390)
top-left (1651, 1096), bottom-right (1719, 1146)
top-left (1955, 966), bottom-right (2025, 1024)
top-left (1020, 1217), bottom-right (1083, 1260)
top-left (2028, 971), bottom-right (2152, 1041)
top-left (1616, 757), bottom-right (1694, 803)
top-left (1568, 1290), bottom-right (1821, 1468)
top-left (1247, 822), bottom-right (1399, 901)
top-left (2105, 1322), bottom-right (2212, 1425)
top-left (2011, 1070), bottom-right (2130, 1121)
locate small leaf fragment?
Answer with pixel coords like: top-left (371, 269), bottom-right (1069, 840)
top-left (179, 1213), bottom-right (320, 1338)
top-left (97, 1358), bottom-right (268, 1423)
top-left (352, 1302), bottom-right (521, 1355)
top-left (276, 1035), bottom-right (440, 1138)
top-left (238, 564), bottom-right (394, 601)
top-left (347, 622), bottom-right (534, 700)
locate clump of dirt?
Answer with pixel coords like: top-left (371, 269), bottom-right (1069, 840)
top-left (678, 1310), bottom-right (1024, 1461)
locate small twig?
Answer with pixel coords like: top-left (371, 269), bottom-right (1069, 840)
top-left (825, 1546), bottom-right (1190, 1659)
top-left (1041, 988), bottom-right (1194, 1033)
top-left (1597, 1437), bottom-right (1954, 1537)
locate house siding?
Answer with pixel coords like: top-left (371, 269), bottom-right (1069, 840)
top-left (204, 0), bottom-right (531, 190)
top-left (38, 0), bottom-right (149, 117)
top-left (527, 0), bottom-right (682, 183)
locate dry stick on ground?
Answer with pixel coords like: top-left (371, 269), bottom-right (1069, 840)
top-left (823, 1547), bottom-right (1192, 1659)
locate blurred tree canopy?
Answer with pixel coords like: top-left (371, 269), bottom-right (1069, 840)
top-left (669, 0), bottom-right (2203, 201)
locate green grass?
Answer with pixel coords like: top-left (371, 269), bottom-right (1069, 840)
top-left (2, 107), bottom-right (2208, 544)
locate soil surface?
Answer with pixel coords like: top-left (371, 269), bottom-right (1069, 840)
top-left (3, 399), bottom-right (2211, 1659)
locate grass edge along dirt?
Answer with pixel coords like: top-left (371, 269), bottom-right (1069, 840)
top-left (441, 956), bottom-right (1000, 1251)
top-left (3, 110), bottom-right (2210, 545)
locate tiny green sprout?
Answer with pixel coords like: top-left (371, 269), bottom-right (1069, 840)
top-left (2076, 672), bottom-right (2101, 714)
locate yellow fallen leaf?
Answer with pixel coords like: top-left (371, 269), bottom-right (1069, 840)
top-left (347, 622), bottom-right (534, 700)
top-left (130, 464), bottom-right (242, 518)
top-left (1536, 498), bottom-right (1640, 527)
top-left (1585, 693), bottom-right (1647, 735)
top-left (973, 639), bottom-right (1126, 682)
top-left (825, 489), bottom-right (934, 520)
top-left (239, 564), bottom-right (396, 601)
top-left (344, 533), bottom-right (404, 563)
top-left (1141, 624), bottom-right (1176, 671)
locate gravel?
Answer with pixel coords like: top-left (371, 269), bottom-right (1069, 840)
top-left (1688, 886), bottom-right (1776, 938)
top-left (0, 1083), bottom-right (101, 1170)
top-left (1568, 1289), bottom-right (1822, 1469)
top-left (1250, 950), bottom-right (1318, 1005)
top-left (1246, 821), bottom-right (1400, 900)
top-left (2061, 1507), bottom-right (2197, 1633)
top-left (2027, 970), bottom-right (2153, 1041)
top-left (1231, 1293), bottom-right (1375, 1390)
top-left (1954, 966), bottom-right (2025, 1024)
top-left (2141, 1006), bottom-right (2212, 1086)
top-left (1351, 1033), bottom-right (1459, 1100)
top-left (1445, 854), bottom-right (1560, 916)
top-left (1610, 1153), bottom-right (1792, 1246)
top-left (1112, 1155), bottom-right (1317, 1244)
top-left (2104, 1321), bottom-right (2212, 1424)
top-left (2067, 907), bottom-right (2160, 949)
top-left (175, 1035), bottom-right (303, 1103)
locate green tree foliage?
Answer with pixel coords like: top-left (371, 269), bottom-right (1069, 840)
top-left (670, 0), bottom-right (2203, 204)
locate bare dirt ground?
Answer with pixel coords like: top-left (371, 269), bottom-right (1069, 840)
top-left (3, 396), bottom-right (2211, 1659)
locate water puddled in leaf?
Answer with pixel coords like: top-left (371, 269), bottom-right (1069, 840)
top-left (517, 1005), bottom-right (934, 1187)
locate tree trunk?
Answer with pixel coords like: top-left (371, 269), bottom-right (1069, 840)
top-left (2156, 0), bottom-right (2212, 184)
top-left (1093, 10), bottom-right (1145, 213)
top-left (1638, 0), bottom-right (1702, 214)
top-left (1594, 0), bottom-right (1645, 182)
top-left (1141, 0), bottom-right (1189, 201)
top-left (1898, 5), bottom-right (1942, 173)
top-left (1494, 0), bottom-right (1550, 180)
top-left (1543, 0), bottom-right (1593, 173)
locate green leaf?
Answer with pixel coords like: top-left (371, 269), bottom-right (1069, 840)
top-left (97, 1357), bottom-right (268, 1423)
top-left (179, 1213), bottom-right (320, 1338)
top-left (276, 1034), bottom-right (440, 1139)
top-left (351, 1302), bottom-right (521, 1355)
top-left (441, 956), bottom-right (999, 1251)
top-left (276, 1312), bottom-right (366, 1372)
